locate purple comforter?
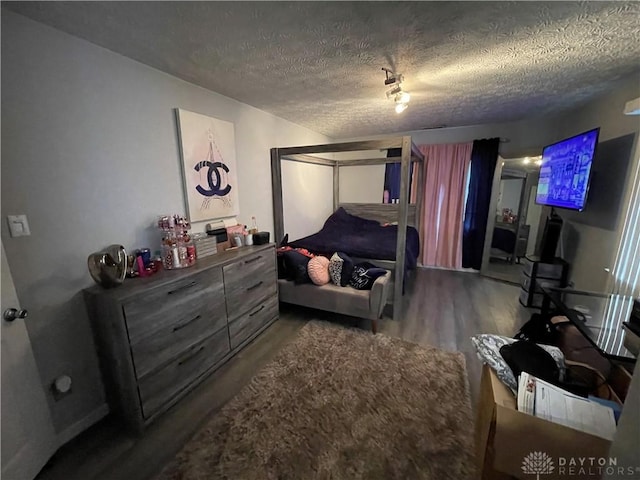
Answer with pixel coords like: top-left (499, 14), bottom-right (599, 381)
top-left (288, 208), bottom-right (420, 271)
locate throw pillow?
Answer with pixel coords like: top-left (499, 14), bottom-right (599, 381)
top-left (470, 334), bottom-right (566, 393)
top-left (349, 262), bottom-right (387, 290)
top-left (282, 251), bottom-right (312, 284)
top-left (307, 256), bottom-right (330, 285)
top-left (329, 252), bottom-right (354, 287)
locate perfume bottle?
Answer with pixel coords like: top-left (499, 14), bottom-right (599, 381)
top-left (244, 225), bottom-right (253, 246)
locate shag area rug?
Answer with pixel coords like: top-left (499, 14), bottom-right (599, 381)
top-left (157, 321), bottom-right (475, 480)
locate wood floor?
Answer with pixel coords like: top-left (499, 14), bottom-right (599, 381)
top-left (484, 257), bottom-right (523, 285)
top-left (36, 268), bottom-right (532, 480)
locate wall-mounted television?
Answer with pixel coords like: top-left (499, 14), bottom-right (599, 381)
top-left (536, 128), bottom-right (600, 211)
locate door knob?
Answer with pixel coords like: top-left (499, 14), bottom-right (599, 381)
top-left (3, 308), bottom-right (28, 322)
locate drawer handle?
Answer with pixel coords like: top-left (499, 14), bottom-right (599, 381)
top-left (167, 281), bottom-right (197, 295)
top-left (247, 281), bottom-right (263, 292)
top-left (172, 315), bottom-right (201, 332)
top-left (178, 346), bottom-right (205, 366)
top-left (249, 305), bottom-right (265, 317)
top-left (244, 256), bottom-right (262, 265)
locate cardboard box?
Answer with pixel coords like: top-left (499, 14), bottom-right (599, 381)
top-left (476, 365), bottom-right (613, 480)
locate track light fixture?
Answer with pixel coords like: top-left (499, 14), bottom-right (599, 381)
top-left (382, 67), bottom-right (410, 114)
top-left (382, 67), bottom-right (404, 86)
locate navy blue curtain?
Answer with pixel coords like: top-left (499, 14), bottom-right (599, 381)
top-left (384, 148), bottom-right (412, 203)
top-left (462, 138), bottom-right (500, 269)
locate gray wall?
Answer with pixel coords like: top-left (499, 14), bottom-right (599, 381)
top-left (1, 11), bottom-right (329, 438)
top-left (540, 76), bottom-right (640, 291)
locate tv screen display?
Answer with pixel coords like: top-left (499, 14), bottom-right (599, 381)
top-left (536, 128), bottom-right (600, 211)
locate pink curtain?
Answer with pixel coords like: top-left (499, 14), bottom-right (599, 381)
top-left (418, 143), bottom-right (473, 269)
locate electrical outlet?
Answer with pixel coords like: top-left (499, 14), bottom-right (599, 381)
top-left (7, 214), bottom-right (31, 237)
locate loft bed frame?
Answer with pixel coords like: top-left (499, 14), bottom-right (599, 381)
top-left (271, 136), bottom-right (425, 321)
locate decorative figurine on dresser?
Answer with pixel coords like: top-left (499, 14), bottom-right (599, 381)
top-left (84, 241), bottom-right (278, 432)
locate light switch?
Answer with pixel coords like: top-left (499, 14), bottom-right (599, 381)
top-left (7, 215), bottom-right (31, 237)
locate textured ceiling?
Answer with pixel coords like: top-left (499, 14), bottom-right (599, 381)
top-left (5, 2), bottom-right (640, 138)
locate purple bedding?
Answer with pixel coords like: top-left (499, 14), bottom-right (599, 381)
top-left (491, 227), bottom-right (516, 254)
top-left (287, 208), bottom-right (420, 271)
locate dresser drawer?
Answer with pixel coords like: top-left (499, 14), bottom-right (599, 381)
top-left (229, 294), bottom-right (278, 349)
top-left (519, 288), bottom-right (544, 308)
top-left (138, 328), bottom-right (230, 419)
top-left (130, 305), bottom-right (227, 379)
top-left (223, 250), bottom-right (276, 320)
top-left (123, 268), bottom-right (224, 344)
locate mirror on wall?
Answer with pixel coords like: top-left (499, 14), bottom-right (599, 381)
top-left (481, 158), bottom-right (542, 284)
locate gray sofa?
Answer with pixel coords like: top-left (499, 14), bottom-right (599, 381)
top-left (277, 271), bottom-right (391, 333)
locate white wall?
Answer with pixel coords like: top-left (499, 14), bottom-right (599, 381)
top-left (497, 179), bottom-right (523, 214)
top-left (339, 165), bottom-right (384, 203)
top-left (1, 10), bottom-right (330, 438)
top-left (333, 150), bottom-right (385, 204)
top-left (281, 161), bottom-right (333, 241)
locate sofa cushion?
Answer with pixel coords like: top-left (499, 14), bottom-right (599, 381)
top-left (329, 252), bottom-right (354, 287)
top-left (307, 256), bottom-right (330, 285)
top-left (349, 262), bottom-right (388, 290)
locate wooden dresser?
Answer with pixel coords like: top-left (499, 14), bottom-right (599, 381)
top-left (84, 244), bottom-right (278, 431)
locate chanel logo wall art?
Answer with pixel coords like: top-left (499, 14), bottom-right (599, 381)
top-left (175, 109), bottom-right (240, 222)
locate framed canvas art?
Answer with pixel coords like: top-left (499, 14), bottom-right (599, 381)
top-left (175, 109), bottom-right (239, 222)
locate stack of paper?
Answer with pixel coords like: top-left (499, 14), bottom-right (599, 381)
top-left (517, 372), bottom-right (617, 441)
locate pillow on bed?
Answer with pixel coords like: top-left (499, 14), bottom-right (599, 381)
top-left (307, 256), bottom-right (330, 285)
top-left (282, 251), bottom-right (312, 284)
top-left (349, 262), bottom-right (387, 290)
top-left (329, 252), bottom-right (354, 287)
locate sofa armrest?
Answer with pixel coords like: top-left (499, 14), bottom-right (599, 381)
top-left (369, 271), bottom-right (391, 319)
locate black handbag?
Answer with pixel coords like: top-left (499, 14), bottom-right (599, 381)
top-left (500, 340), bottom-right (594, 397)
top-left (499, 340), bottom-right (560, 385)
top-left (513, 313), bottom-right (559, 345)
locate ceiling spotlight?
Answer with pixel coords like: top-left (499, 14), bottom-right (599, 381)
top-left (523, 157), bottom-right (531, 164)
top-left (395, 103), bottom-right (408, 114)
top-left (396, 91), bottom-right (411, 104)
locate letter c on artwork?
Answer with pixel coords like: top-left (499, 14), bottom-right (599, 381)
top-left (194, 161), bottom-right (232, 197)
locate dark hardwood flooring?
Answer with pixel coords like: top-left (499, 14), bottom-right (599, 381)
top-left (485, 257), bottom-right (523, 285)
top-left (36, 268), bottom-right (532, 480)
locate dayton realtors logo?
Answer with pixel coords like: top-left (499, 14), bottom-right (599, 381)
top-left (522, 451), bottom-right (554, 479)
top-left (522, 451), bottom-right (640, 477)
